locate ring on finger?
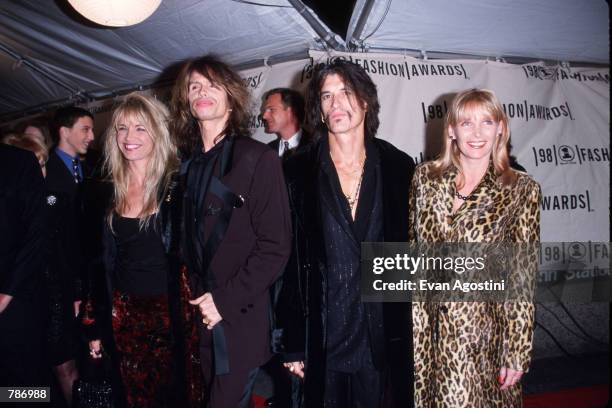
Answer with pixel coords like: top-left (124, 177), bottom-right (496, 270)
top-left (289, 366), bottom-right (294, 372)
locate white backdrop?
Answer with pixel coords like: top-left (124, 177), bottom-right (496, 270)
top-left (242, 50), bottom-right (610, 242)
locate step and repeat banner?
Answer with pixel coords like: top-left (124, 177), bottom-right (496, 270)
top-left (241, 50), bottom-right (610, 243)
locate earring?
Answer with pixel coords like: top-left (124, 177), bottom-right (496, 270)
top-left (321, 115), bottom-right (325, 124)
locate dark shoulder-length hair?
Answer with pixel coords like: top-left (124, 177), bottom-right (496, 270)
top-left (170, 55), bottom-right (250, 156)
top-left (305, 59), bottom-right (380, 140)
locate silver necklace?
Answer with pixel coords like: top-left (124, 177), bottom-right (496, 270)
top-left (346, 158), bottom-right (366, 211)
top-left (346, 169), bottom-right (365, 211)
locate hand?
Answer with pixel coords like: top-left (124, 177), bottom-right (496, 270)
top-left (73, 300), bottom-right (82, 318)
top-left (89, 339), bottom-right (103, 359)
top-left (0, 293), bottom-right (13, 314)
top-left (498, 367), bottom-right (523, 390)
top-left (283, 361), bottom-right (305, 379)
top-left (189, 292), bottom-right (223, 330)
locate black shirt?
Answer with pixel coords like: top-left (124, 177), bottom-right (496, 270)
top-left (323, 140), bottom-right (380, 239)
top-left (187, 142), bottom-right (223, 251)
top-left (112, 216), bottom-right (168, 296)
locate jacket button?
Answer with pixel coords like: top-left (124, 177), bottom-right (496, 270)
top-left (241, 308), bottom-right (247, 314)
top-left (446, 216), bottom-right (453, 224)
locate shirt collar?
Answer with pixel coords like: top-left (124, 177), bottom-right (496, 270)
top-left (55, 146), bottom-right (79, 162)
top-left (278, 129), bottom-right (302, 155)
top-left (55, 147), bottom-right (82, 178)
top-left (444, 160), bottom-right (497, 193)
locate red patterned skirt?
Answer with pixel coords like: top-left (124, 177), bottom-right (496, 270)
top-left (111, 268), bottom-right (202, 407)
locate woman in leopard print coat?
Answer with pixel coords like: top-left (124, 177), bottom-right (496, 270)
top-left (408, 89), bottom-right (540, 407)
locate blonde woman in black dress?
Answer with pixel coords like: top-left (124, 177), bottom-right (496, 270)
top-left (87, 93), bottom-right (202, 407)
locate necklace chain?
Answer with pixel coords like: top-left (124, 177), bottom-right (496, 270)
top-left (345, 156), bottom-right (366, 212)
top-left (330, 150), bottom-right (367, 213)
top-left (455, 191), bottom-right (474, 201)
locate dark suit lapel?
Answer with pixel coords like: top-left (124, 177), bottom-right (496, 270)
top-left (46, 151), bottom-right (77, 192)
top-left (268, 138), bottom-right (280, 152)
top-left (380, 147), bottom-right (407, 242)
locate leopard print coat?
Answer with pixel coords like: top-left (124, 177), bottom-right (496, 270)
top-left (408, 161), bottom-right (540, 407)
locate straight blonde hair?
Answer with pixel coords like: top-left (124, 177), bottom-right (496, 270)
top-left (104, 93), bottom-right (179, 230)
top-left (431, 88), bottom-right (516, 187)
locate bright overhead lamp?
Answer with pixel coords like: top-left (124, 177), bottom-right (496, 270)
top-left (67, 0), bottom-right (162, 27)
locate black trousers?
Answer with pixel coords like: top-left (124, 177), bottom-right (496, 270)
top-left (323, 359), bottom-right (384, 408)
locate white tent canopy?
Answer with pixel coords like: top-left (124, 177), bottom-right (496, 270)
top-left (347, 0), bottom-right (609, 63)
top-left (0, 0), bottom-right (608, 121)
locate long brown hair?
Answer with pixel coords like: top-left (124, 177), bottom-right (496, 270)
top-left (431, 88), bottom-right (516, 186)
top-left (170, 55), bottom-right (250, 156)
top-left (103, 92), bottom-right (179, 230)
top-left (305, 59), bottom-right (380, 140)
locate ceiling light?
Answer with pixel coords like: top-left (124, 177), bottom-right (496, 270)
top-left (67, 0), bottom-right (162, 27)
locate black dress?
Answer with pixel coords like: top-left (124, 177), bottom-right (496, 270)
top-left (110, 216), bottom-right (175, 406)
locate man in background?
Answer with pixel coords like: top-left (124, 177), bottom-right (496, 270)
top-left (261, 88), bottom-right (309, 157)
top-left (47, 106), bottom-right (95, 403)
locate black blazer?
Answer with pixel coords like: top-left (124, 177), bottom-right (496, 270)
top-left (0, 145), bottom-right (46, 300)
top-left (45, 150), bottom-right (79, 202)
top-left (277, 136), bottom-right (416, 407)
top-left (182, 136), bottom-right (292, 372)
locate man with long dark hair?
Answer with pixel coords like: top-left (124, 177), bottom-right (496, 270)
top-left (276, 59), bottom-right (415, 407)
top-left (170, 56), bottom-right (291, 407)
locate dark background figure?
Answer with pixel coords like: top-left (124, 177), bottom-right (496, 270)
top-left (2, 133), bottom-right (78, 408)
top-left (45, 106), bottom-right (95, 405)
top-left (0, 144), bottom-right (48, 394)
top-left (261, 87), bottom-right (310, 158)
top-left (171, 55), bottom-right (291, 407)
top-left (14, 118), bottom-right (53, 149)
top-left (277, 60), bottom-right (415, 407)
top-left (259, 87), bottom-right (310, 406)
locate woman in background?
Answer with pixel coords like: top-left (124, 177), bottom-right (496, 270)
top-left (3, 133), bottom-right (81, 406)
top-left (15, 119), bottom-right (53, 148)
top-left (409, 88), bottom-right (540, 407)
top-left (1, 134), bottom-right (47, 170)
top-left (87, 93), bottom-right (202, 407)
